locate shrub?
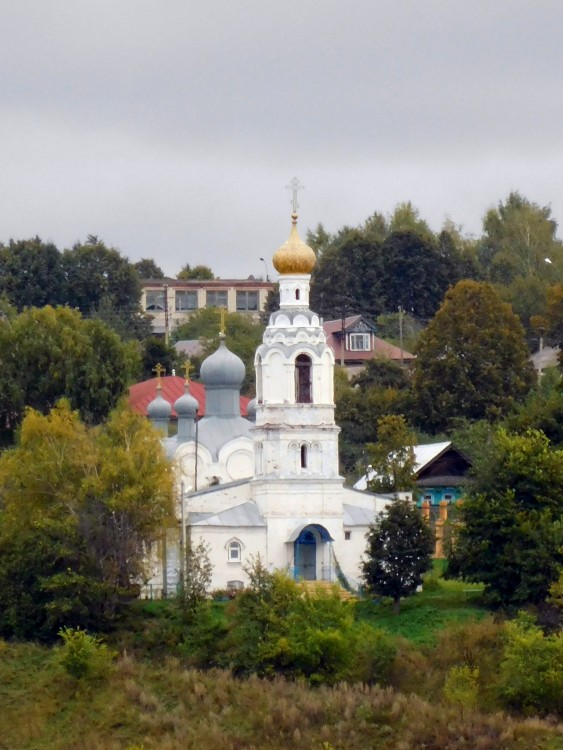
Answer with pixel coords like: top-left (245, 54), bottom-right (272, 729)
top-left (444, 665), bottom-right (479, 709)
top-left (57, 626), bottom-right (115, 680)
top-left (344, 622), bottom-right (396, 685)
top-left (499, 614), bottom-right (563, 715)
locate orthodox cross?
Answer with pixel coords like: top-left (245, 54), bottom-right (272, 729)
top-left (182, 359), bottom-right (194, 382)
top-left (216, 307), bottom-right (227, 335)
top-left (152, 362), bottom-right (166, 388)
top-left (286, 177), bottom-right (304, 213)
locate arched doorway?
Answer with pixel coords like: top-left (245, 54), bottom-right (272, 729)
top-left (294, 528), bottom-right (317, 580)
top-left (292, 524), bottom-right (333, 581)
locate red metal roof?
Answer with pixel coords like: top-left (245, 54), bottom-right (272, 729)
top-left (128, 376), bottom-right (250, 418)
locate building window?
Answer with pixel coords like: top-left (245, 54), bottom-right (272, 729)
top-left (444, 494), bottom-right (453, 501)
top-left (295, 288), bottom-right (300, 300)
top-left (228, 541), bottom-right (241, 562)
top-left (348, 333), bottom-right (371, 351)
top-left (206, 290), bottom-right (228, 308)
top-left (295, 354), bottom-right (312, 403)
top-left (145, 290), bottom-right (165, 311)
top-left (236, 290), bottom-right (259, 311)
top-left (301, 444), bottom-right (308, 468)
top-left (227, 580), bottom-right (244, 592)
top-left (175, 290), bottom-right (198, 311)
top-left (344, 531), bottom-right (351, 541)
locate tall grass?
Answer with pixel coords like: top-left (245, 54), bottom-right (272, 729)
top-left (0, 641), bottom-right (561, 750)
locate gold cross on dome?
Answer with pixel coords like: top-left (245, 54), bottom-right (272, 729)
top-left (182, 359), bottom-right (194, 382)
top-left (152, 362), bottom-right (166, 387)
top-left (215, 307), bottom-right (227, 335)
top-left (286, 177), bottom-right (305, 213)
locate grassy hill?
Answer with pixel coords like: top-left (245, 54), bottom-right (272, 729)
top-left (1, 640), bottom-right (563, 750)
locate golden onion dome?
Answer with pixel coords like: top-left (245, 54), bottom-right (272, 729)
top-left (272, 213), bottom-right (316, 275)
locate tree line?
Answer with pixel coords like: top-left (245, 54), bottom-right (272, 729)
top-left (307, 193), bottom-right (563, 342)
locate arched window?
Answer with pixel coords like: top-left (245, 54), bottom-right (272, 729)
top-left (301, 444), bottom-right (308, 468)
top-left (295, 354), bottom-right (312, 403)
top-left (295, 288), bottom-right (300, 301)
top-left (228, 540), bottom-right (242, 562)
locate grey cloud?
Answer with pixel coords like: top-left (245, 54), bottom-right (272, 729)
top-left (2, 1), bottom-right (563, 277)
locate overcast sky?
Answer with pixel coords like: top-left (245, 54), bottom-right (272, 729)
top-left (2, 1), bottom-right (563, 279)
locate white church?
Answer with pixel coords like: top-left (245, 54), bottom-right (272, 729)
top-left (145, 209), bottom-right (391, 594)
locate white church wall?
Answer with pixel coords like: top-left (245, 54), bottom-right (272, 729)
top-left (185, 481), bottom-right (252, 514)
top-left (333, 530), bottom-right (370, 585)
top-left (189, 526), bottom-right (266, 591)
top-left (174, 436), bottom-right (254, 494)
top-left (252, 477), bottom-right (346, 518)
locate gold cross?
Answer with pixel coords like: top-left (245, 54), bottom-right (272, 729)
top-left (182, 359), bottom-right (194, 382)
top-left (152, 362), bottom-right (166, 388)
top-left (216, 307), bottom-right (227, 335)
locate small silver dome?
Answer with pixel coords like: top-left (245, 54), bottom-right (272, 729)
top-left (246, 397), bottom-right (257, 421)
top-left (147, 391), bottom-right (172, 419)
top-left (200, 338), bottom-right (245, 388)
top-left (175, 386), bottom-right (198, 417)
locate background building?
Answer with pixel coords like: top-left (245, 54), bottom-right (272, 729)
top-left (141, 278), bottom-right (274, 336)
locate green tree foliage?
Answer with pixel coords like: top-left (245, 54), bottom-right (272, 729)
top-left (336, 361), bottom-right (411, 475)
top-left (0, 306), bottom-right (139, 436)
top-left (0, 236), bottom-right (151, 342)
top-left (350, 358), bottom-right (411, 391)
top-left (336, 380), bottom-right (409, 476)
top-left (305, 222), bottom-right (333, 255)
top-left (380, 230), bottom-right (457, 320)
top-left (544, 284), bottom-right (563, 357)
top-left (177, 263), bottom-right (215, 280)
top-left (499, 614), bottom-right (563, 715)
top-left (310, 232), bottom-right (384, 320)
top-left (57, 627), bottom-right (115, 681)
top-left (63, 237), bottom-right (142, 314)
top-left (375, 310), bottom-right (423, 354)
top-left (498, 275), bottom-right (549, 347)
top-left (134, 258), bottom-right (165, 279)
top-left (262, 283), bottom-right (279, 321)
top-left (447, 428), bottom-right (563, 607)
top-left (480, 192), bottom-right (563, 284)
top-left (88, 293), bottom-right (153, 342)
top-left (172, 308), bottom-right (264, 394)
top-left (140, 336), bottom-right (183, 381)
top-left (362, 499), bottom-right (434, 614)
top-left (388, 201), bottom-right (433, 239)
top-left (443, 665), bottom-right (480, 709)
top-left (412, 280), bottom-right (535, 433)
top-left (177, 537), bottom-right (213, 622)
top-left (438, 221), bottom-right (483, 281)
top-left (0, 237), bottom-right (66, 310)
top-left (224, 558), bottom-right (396, 685)
top-left (367, 415), bottom-right (417, 493)
top-left (504, 369), bottom-right (563, 445)
top-left (0, 401), bottom-right (174, 639)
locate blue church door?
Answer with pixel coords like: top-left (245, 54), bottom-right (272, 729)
top-left (294, 528), bottom-right (317, 580)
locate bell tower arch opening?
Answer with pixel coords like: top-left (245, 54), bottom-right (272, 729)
top-left (295, 354), bottom-right (312, 403)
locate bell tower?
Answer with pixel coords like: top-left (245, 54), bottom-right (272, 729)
top-left (252, 202), bottom-right (343, 519)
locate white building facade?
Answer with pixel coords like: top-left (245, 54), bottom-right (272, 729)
top-left (146, 213), bottom-right (390, 594)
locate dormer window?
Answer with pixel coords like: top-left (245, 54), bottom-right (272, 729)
top-left (348, 333), bottom-right (371, 351)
